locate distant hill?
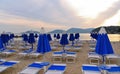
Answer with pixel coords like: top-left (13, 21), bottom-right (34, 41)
top-left (23, 30), bottom-right (40, 34)
top-left (48, 29), bottom-right (65, 33)
top-left (92, 26), bottom-right (120, 34)
top-left (66, 28), bottom-right (94, 33)
top-left (49, 28), bottom-right (94, 33)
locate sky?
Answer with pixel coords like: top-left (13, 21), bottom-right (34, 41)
top-left (0, 0), bottom-right (120, 33)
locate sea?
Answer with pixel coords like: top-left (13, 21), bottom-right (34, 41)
top-left (14, 33), bottom-right (120, 42)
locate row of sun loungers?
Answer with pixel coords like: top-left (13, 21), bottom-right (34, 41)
top-left (18, 61), bottom-right (67, 74)
top-left (88, 52), bottom-right (120, 64)
top-left (0, 60), bottom-right (19, 73)
top-left (82, 64), bottom-right (120, 74)
top-left (0, 59), bottom-right (67, 74)
top-left (52, 51), bottom-right (77, 63)
top-left (1, 59), bottom-right (120, 74)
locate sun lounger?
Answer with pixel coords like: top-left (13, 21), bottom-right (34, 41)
top-left (18, 45), bottom-right (31, 50)
top-left (107, 66), bottom-right (120, 74)
top-left (81, 64), bottom-right (101, 74)
top-left (1, 49), bottom-right (16, 57)
top-left (52, 51), bottom-right (77, 63)
top-left (52, 52), bottom-right (63, 62)
top-left (0, 59), bottom-right (6, 64)
top-left (29, 52), bottom-right (42, 58)
top-left (66, 52), bottom-right (77, 63)
top-left (18, 48), bottom-right (33, 58)
top-left (45, 64), bottom-right (67, 74)
top-left (88, 52), bottom-right (101, 64)
top-left (0, 60), bottom-right (20, 73)
top-left (71, 46), bottom-right (82, 52)
top-left (51, 46), bottom-right (57, 51)
top-left (106, 54), bottom-right (120, 64)
top-left (18, 62), bottom-right (49, 74)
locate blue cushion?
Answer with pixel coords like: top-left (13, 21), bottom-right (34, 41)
top-left (23, 48), bottom-right (33, 53)
top-left (107, 67), bottom-right (120, 72)
top-left (7, 50), bottom-right (16, 52)
top-left (82, 66), bottom-right (100, 71)
top-left (40, 62), bottom-right (49, 66)
top-left (48, 65), bottom-right (66, 71)
top-left (0, 62), bottom-right (16, 66)
top-left (54, 52), bottom-right (63, 54)
top-left (66, 52), bottom-right (76, 54)
top-left (28, 63), bottom-right (44, 68)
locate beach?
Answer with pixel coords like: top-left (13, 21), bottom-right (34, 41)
top-left (0, 39), bottom-right (120, 74)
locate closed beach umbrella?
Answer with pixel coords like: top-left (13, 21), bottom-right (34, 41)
top-left (47, 34), bottom-right (52, 41)
top-left (56, 33), bottom-right (60, 40)
top-left (35, 33), bottom-right (38, 38)
top-left (60, 33), bottom-right (69, 52)
top-left (75, 33), bottom-right (79, 39)
top-left (10, 33), bottom-right (14, 39)
top-left (1, 34), bottom-right (6, 47)
top-left (53, 34), bottom-right (56, 38)
top-left (0, 37), bottom-right (4, 50)
top-left (37, 34), bottom-right (51, 54)
top-left (95, 27), bottom-right (114, 64)
top-left (90, 32), bottom-right (98, 40)
top-left (1, 33), bottom-right (9, 48)
top-left (9, 33), bottom-right (14, 43)
top-left (22, 34), bottom-right (28, 45)
top-left (28, 33), bottom-right (35, 49)
top-left (69, 33), bottom-right (75, 46)
top-left (22, 34), bottom-right (28, 42)
top-left (75, 33), bottom-right (80, 44)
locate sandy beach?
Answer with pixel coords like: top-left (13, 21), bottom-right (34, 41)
top-left (0, 40), bottom-right (120, 74)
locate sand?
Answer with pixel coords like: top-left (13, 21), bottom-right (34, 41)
top-left (0, 40), bottom-right (120, 74)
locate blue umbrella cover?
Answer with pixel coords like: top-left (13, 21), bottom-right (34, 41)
top-left (69, 33), bottom-right (75, 46)
top-left (37, 34), bottom-right (51, 54)
top-left (60, 33), bottom-right (69, 52)
top-left (28, 33), bottom-right (35, 49)
top-left (47, 34), bottom-right (52, 41)
top-left (0, 37), bottom-right (4, 50)
top-left (95, 27), bottom-right (114, 64)
top-left (56, 34), bottom-right (60, 40)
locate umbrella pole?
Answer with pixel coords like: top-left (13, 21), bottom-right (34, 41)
top-left (43, 54), bottom-right (45, 61)
top-left (31, 44), bottom-right (33, 49)
top-left (72, 41), bottom-right (74, 46)
top-left (102, 55), bottom-right (106, 64)
top-left (63, 45), bottom-right (65, 52)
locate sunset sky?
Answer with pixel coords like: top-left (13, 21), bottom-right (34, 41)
top-left (0, 0), bottom-right (120, 33)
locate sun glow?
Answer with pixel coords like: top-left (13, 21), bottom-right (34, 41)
top-left (102, 10), bottom-right (120, 26)
top-left (65, 0), bottom-right (118, 18)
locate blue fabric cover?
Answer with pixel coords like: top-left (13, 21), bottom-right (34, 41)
top-left (0, 62), bottom-right (16, 66)
top-left (107, 67), bottom-right (120, 72)
top-left (54, 52), bottom-right (63, 54)
top-left (48, 65), bottom-right (66, 71)
top-left (28, 63), bottom-right (44, 68)
top-left (66, 52), bottom-right (76, 54)
top-left (7, 49), bottom-right (16, 52)
top-left (95, 34), bottom-right (114, 55)
top-left (40, 62), bottom-right (50, 66)
top-left (23, 48), bottom-right (33, 53)
top-left (37, 34), bottom-right (51, 54)
top-left (82, 66), bottom-right (100, 71)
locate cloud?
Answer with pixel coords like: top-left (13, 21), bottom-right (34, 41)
top-left (0, 0), bottom-right (85, 26)
top-left (0, 11), bottom-right (68, 32)
top-left (0, 0), bottom-right (119, 33)
top-left (86, 0), bottom-right (120, 27)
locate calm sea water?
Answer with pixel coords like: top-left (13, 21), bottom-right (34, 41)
top-left (79, 33), bottom-right (120, 41)
top-left (14, 33), bottom-right (120, 42)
